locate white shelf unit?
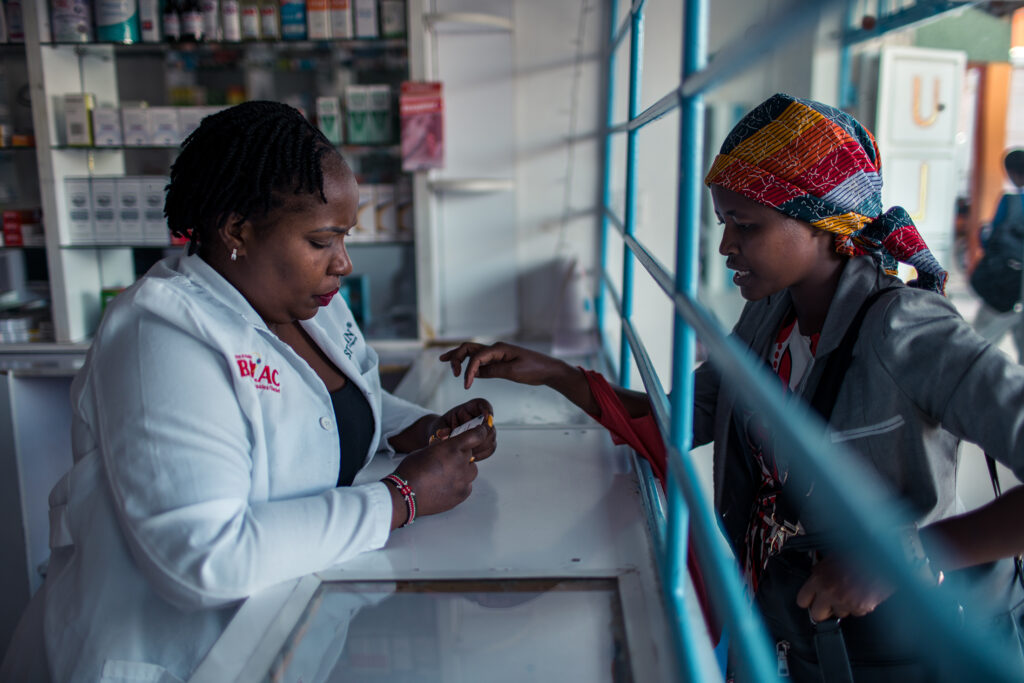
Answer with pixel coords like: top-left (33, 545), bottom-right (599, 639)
top-left (17, 4), bottom-right (422, 345)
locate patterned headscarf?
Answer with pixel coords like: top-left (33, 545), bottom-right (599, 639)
top-left (704, 93), bottom-right (947, 295)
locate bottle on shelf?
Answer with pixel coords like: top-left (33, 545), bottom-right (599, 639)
top-left (239, 0), bottom-right (260, 41)
top-left (94, 0), bottom-right (141, 43)
top-left (138, 0), bottom-right (162, 41)
top-left (163, 0), bottom-right (182, 42)
top-left (258, 0), bottom-right (280, 40)
top-left (200, 0), bottom-right (220, 41)
top-left (50, 0), bottom-right (95, 43)
top-left (179, 0), bottom-right (204, 42)
top-left (220, 0), bottom-right (241, 42)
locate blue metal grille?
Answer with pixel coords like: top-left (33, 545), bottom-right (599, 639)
top-left (597, 1), bottom-right (1020, 680)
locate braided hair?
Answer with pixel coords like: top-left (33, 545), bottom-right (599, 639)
top-left (165, 100), bottom-right (340, 256)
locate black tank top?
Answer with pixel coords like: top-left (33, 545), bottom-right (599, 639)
top-left (329, 381), bottom-right (375, 487)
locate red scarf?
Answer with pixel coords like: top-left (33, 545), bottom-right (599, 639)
top-left (582, 369), bottom-right (721, 645)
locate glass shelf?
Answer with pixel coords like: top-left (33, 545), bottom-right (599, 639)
top-left (52, 144), bottom-right (401, 155)
top-left (41, 39), bottom-right (408, 53)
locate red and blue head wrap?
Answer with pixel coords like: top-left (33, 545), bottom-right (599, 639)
top-left (704, 93), bottom-right (947, 295)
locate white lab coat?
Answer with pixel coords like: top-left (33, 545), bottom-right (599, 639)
top-left (0, 252), bottom-right (432, 683)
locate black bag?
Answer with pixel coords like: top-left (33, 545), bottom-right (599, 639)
top-left (970, 194), bottom-right (1024, 313)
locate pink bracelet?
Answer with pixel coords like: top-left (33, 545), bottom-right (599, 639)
top-left (382, 473), bottom-right (416, 527)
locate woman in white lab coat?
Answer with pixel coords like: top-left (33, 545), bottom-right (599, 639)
top-left (0, 101), bottom-right (495, 683)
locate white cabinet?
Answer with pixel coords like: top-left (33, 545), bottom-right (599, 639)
top-left (15, 3), bottom-right (422, 344)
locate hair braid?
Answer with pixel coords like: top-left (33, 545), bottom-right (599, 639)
top-left (165, 100), bottom-right (338, 256)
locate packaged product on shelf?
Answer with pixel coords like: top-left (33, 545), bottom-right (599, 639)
top-left (91, 106), bottom-right (123, 146)
top-left (121, 103), bottom-right (149, 145)
top-left (352, 0), bottom-right (377, 38)
top-left (177, 107), bottom-right (205, 140)
top-left (91, 177), bottom-right (119, 244)
top-left (329, 0), bottom-right (351, 39)
top-left (2, 208), bottom-right (42, 247)
top-left (163, 0), bottom-right (181, 41)
top-left (346, 84), bottom-right (390, 145)
top-left (65, 177), bottom-right (94, 244)
top-left (199, 0), bottom-right (219, 40)
top-left (179, 0), bottom-right (204, 41)
top-left (138, 0), bottom-right (161, 41)
top-left (6, 1), bottom-right (24, 43)
top-left (316, 96), bottom-right (342, 145)
top-left (396, 175), bottom-right (413, 240)
top-left (399, 81), bottom-right (443, 171)
top-left (51, 0), bottom-right (95, 42)
top-left (351, 183), bottom-right (375, 241)
top-left (345, 85), bottom-right (369, 144)
top-left (141, 176), bottom-right (170, 245)
top-left (379, 0), bottom-right (405, 38)
top-left (63, 93), bottom-right (95, 146)
top-left (240, 0), bottom-right (259, 40)
top-left (279, 0), bottom-right (306, 40)
top-left (147, 107), bottom-right (181, 145)
top-left (258, 0), bottom-right (279, 39)
top-left (115, 176), bottom-right (144, 244)
top-left (307, 0), bottom-right (329, 39)
top-left (374, 183), bottom-right (396, 241)
top-left (220, 0), bottom-right (241, 41)
top-left (94, 0), bottom-right (141, 43)
top-left (356, 0), bottom-right (380, 38)
top-left (367, 84), bottom-right (392, 144)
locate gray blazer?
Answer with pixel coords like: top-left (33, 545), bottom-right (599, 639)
top-left (693, 255), bottom-right (1024, 548)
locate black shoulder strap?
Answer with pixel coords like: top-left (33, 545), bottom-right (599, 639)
top-left (808, 286), bottom-right (900, 422)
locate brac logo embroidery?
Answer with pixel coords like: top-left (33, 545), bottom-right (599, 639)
top-left (234, 353), bottom-right (281, 393)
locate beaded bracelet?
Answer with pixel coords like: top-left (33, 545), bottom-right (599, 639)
top-left (382, 473), bottom-right (417, 527)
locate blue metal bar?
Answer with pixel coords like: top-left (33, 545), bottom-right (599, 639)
top-left (607, 86), bottom-right (681, 135)
top-left (838, 0), bottom-right (859, 109)
top-left (682, 0), bottom-right (845, 98)
top-left (669, 0), bottom-right (731, 679)
top-left (843, 0), bottom-right (978, 45)
top-left (618, 6), bottom-right (645, 388)
top-left (620, 317), bottom-right (671, 431)
top-left (596, 0), bottom-right (621, 371)
top-left (604, 206), bottom-right (625, 235)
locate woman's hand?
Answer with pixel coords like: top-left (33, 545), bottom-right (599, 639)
top-left (796, 554), bottom-right (894, 621)
top-left (440, 342), bottom-right (572, 390)
top-left (426, 398), bottom-right (497, 462)
top-left (439, 341), bottom-right (603, 416)
top-left (386, 424), bottom-right (490, 528)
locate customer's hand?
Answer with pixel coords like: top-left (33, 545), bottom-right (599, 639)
top-left (388, 424), bottom-right (490, 527)
top-left (440, 342), bottom-right (571, 389)
top-left (426, 398), bottom-right (496, 462)
top-left (796, 555), bottom-right (894, 621)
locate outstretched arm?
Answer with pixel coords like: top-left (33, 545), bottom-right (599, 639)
top-left (439, 341), bottom-right (651, 419)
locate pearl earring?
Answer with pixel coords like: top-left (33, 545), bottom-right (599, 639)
top-left (230, 248), bottom-right (238, 262)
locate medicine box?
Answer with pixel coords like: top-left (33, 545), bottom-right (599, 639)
top-left (121, 105), bottom-right (149, 146)
top-left (330, 0), bottom-right (352, 38)
top-left (316, 96), bottom-right (342, 145)
top-left (396, 177), bottom-right (413, 241)
top-left (142, 176), bottom-right (170, 245)
top-left (177, 108), bottom-right (206, 141)
top-left (380, 0), bottom-right (405, 38)
top-left (374, 183), bottom-right (397, 241)
top-left (353, 0), bottom-right (378, 38)
top-left (65, 177), bottom-right (93, 244)
top-left (148, 107), bottom-right (181, 146)
top-left (91, 177), bottom-right (119, 244)
top-left (367, 85), bottom-right (392, 144)
top-left (116, 177), bottom-right (144, 244)
top-left (63, 93), bottom-right (94, 146)
top-left (92, 106), bottom-right (123, 146)
top-left (307, 0), bottom-right (330, 39)
top-left (351, 183), bottom-right (376, 242)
